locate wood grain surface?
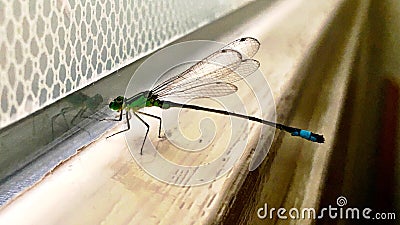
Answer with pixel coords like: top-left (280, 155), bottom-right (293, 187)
top-left (0, 0), bottom-right (369, 224)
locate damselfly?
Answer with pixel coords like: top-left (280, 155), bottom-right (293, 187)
top-left (105, 37), bottom-right (324, 154)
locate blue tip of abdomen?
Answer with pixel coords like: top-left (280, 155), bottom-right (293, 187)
top-left (291, 129), bottom-right (324, 143)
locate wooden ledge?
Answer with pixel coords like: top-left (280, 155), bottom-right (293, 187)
top-left (0, 0), bottom-right (369, 224)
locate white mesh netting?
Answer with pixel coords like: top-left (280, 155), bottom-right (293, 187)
top-left (0, 0), bottom-right (253, 129)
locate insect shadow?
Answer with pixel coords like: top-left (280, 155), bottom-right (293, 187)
top-left (51, 92), bottom-right (108, 139)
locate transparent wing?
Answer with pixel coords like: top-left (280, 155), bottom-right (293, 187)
top-left (158, 82), bottom-right (238, 99)
top-left (155, 59), bottom-right (260, 99)
top-left (151, 37), bottom-right (260, 100)
top-left (152, 49), bottom-right (242, 95)
top-left (221, 37), bottom-right (260, 59)
top-left (230, 59), bottom-right (260, 82)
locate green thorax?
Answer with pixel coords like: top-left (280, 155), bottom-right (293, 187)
top-left (125, 91), bottom-right (169, 110)
top-left (126, 95), bottom-right (148, 110)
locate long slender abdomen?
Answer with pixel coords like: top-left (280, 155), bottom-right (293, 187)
top-left (161, 100), bottom-right (324, 143)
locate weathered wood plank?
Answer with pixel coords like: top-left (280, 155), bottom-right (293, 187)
top-left (0, 0), bottom-right (356, 224)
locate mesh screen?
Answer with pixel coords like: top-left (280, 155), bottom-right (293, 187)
top-left (0, 0), bottom-right (253, 129)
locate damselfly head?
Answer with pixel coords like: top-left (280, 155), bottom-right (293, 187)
top-left (109, 96), bottom-right (124, 111)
